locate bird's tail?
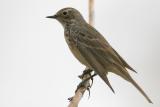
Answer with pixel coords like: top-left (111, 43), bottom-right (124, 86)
top-left (112, 62), bottom-right (152, 103)
top-left (129, 77), bottom-right (153, 103)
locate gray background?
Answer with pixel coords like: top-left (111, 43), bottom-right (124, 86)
top-left (0, 0), bottom-right (159, 107)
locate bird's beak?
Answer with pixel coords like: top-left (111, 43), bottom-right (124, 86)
top-left (46, 14), bottom-right (57, 19)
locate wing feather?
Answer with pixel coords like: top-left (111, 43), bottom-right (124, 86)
top-left (77, 43), bottom-right (115, 93)
top-left (69, 24), bottom-right (135, 93)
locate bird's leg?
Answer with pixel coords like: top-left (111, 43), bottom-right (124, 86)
top-left (78, 68), bottom-right (95, 88)
top-left (78, 68), bottom-right (92, 80)
top-left (90, 72), bottom-right (97, 88)
top-left (76, 73), bottom-right (97, 98)
top-left (76, 73), bottom-right (97, 93)
top-left (68, 70), bottom-right (97, 102)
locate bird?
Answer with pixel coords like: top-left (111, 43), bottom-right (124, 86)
top-left (46, 7), bottom-right (152, 103)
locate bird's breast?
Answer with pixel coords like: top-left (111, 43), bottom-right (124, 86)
top-left (64, 30), bottom-right (91, 68)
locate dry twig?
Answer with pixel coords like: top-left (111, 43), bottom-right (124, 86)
top-left (68, 71), bottom-right (91, 107)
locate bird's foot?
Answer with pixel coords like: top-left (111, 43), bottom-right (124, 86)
top-left (76, 73), bottom-right (97, 98)
top-left (75, 77), bottom-right (91, 98)
top-left (78, 68), bottom-right (93, 79)
top-left (78, 68), bottom-right (94, 87)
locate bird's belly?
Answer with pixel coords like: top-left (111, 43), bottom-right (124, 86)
top-left (65, 36), bottom-right (91, 68)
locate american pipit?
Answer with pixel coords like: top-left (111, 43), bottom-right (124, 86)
top-left (47, 7), bottom-right (152, 103)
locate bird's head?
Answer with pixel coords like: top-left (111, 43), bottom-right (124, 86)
top-left (46, 7), bottom-right (86, 27)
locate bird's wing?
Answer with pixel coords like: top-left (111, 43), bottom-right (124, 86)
top-left (71, 24), bottom-right (136, 73)
top-left (69, 24), bottom-right (132, 93)
top-left (111, 48), bottom-right (137, 73)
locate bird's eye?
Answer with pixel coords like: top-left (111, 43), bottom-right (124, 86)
top-left (63, 11), bottom-right (67, 15)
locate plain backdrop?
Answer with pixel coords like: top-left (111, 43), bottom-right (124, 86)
top-left (0, 0), bottom-right (160, 107)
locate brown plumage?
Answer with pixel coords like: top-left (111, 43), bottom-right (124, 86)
top-left (47, 7), bottom-right (152, 103)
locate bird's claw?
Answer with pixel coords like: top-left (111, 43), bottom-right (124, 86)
top-left (78, 68), bottom-right (94, 87)
top-left (78, 69), bottom-right (93, 79)
top-left (76, 69), bottom-right (97, 98)
top-left (87, 86), bottom-right (91, 99)
top-left (75, 79), bottom-right (91, 99)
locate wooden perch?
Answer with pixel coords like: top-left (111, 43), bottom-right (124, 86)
top-left (68, 71), bottom-right (91, 107)
top-left (89, 0), bottom-right (94, 26)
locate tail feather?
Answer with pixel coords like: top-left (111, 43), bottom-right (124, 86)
top-left (111, 62), bottom-right (152, 103)
top-left (129, 77), bottom-right (153, 103)
top-left (101, 75), bottom-right (115, 93)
